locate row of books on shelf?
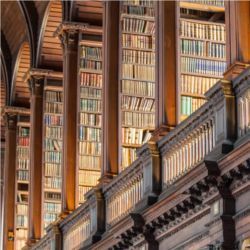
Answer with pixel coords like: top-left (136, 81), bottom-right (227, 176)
top-left (181, 75), bottom-right (219, 95)
top-left (79, 186), bottom-right (92, 202)
top-left (181, 56), bottom-right (226, 76)
top-left (45, 91), bottom-right (63, 102)
top-left (15, 228), bottom-right (28, 239)
top-left (17, 147), bottom-right (29, 158)
top-left (122, 111), bottom-right (155, 128)
top-left (44, 202), bottom-right (61, 213)
top-left (44, 213), bottom-right (57, 223)
top-left (45, 127), bottom-right (62, 140)
top-left (45, 163), bottom-right (61, 177)
top-left (79, 126), bottom-right (101, 142)
top-left (122, 128), bottom-right (151, 145)
top-left (45, 102), bottom-right (63, 114)
top-left (80, 87), bottom-right (102, 99)
top-left (123, 0), bottom-right (154, 7)
top-left (80, 72), bottom-right (102, 88)
top-left (44, 192), bottom-right (61, 201)
top-left (121, 4), bottom-right (155, 17)
top-left (122, 64), bottom-right (155, 81)
top-left (17, 193), bottom-right (28, 203)
top-left (122, 80), bottom-right (155, 97)
top-left (181, 39), bottom-right (226, 59)
top-left (79, 155), bottom-right (101, 170)
top-left (122, 49), bottom-right (155, 64)
top-left (44, 138), bottom-right (62, 151)
top-left (80, 59), bottom-right (102, 71)
top-left (79, 141), bottom-right (101, 155)
top-left (18, 127), bottom-right (29, 137)
top-left (122, 18), bottom-right (155, 35)
top-left (122, 96), bottom-right (155, 112)
top-left (80, 99), bottom-right (102, 113)
top-left (181, 96), bottom-right (206, 115)
top-left (18, 138), bottom-right (29, 147)
top-left (44, 151), bottom-right (62, 163)
top-left (122, 34), bottom-right (155, 50)
top-left (44, 114), bottom-right (63, 126)
top-left (17, 170), bottom-right (29, 181)
top-left (79, 113), bottom-right (102, 127)
top-left (180, 20), bottom-right (225, 42)
top-left (80, 46), bottom-right (102, 60)
top-left (121, 147), bottom-right (137, 169)
top-left (79, 170), bottom-right (100, 186)
top-left (183, 0), bottom-right (224, 7)
top-left (44, 176), bottom-right (62, 189)
top-left (17, 159), bottom-right (29, 170)
top-left (16, 204), bottom-right (28, 215)
top-left (16, 215), bottom-right (28, 227)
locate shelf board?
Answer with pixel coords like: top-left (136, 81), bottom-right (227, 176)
top-left (80, 57), bottom-right (102, 62)
top-left (181, 71), bottom-right (223, 78)
top-left (122, 3), bottom-right (155, 8)
top-left (78, 168), bottom-right (101, 172)
top-left (181, 92), bottom-right (206, 99)
top-left (121, 92), bottom-right (155, 99)
top-left (122, 125), bottom-right (155, 130)
top-left (78, 153), bottom-right (101, 157)
top-left (180, 36), bottom-right (226, 44)
top-left (44, 112), bottom-right (63, 116)
top-left (79, 110), bottom-right (102, 114)
top-left (122, 77), bottom-right (155, 83)
top-left (80, 95), bottom-right (102, 100)
top-left (78, 124), bottom-right (101, 129)
top-left (122, 143), bottom-right (142, 148)
top-left (79, 40), bottom-right (102, 47)
top-left (80, 84), bottom-right (102, 90)
top-left (121, 109), bottom-right (155, 114)
top-left (122, 46), bottom-right (155, 52)
top-left (45, 101), bottom-right (63, 104)
top-left (180, 17), bottom-right (225, 26)
top-left (121, 13), bottom-right (155, 21)
top-left (79, 68), bottom-right (102, 74)
top-left (180, 53), bottom-right (226, 62)
top-left (180, 1), bottom-right (225, 12)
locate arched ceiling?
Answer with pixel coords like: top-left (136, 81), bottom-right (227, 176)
top-left (11, 42), bottom-right (31, 107)
top-left (38, 1), bottom-right (63, 70)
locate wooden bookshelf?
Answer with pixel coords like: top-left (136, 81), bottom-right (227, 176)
top-left (42, 81), bottom-right (63, 232)
top-left (15, 116), bottom-right (30, 250)
top-left (77, 32), bottom-right (102, 204)
top-left (119, 0), bottom-right (157, 171)
top-left (178, 0), bottom-right (226, 121)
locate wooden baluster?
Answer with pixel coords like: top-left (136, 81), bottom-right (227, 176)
top-left (204, 123), bottom-right (209, 155)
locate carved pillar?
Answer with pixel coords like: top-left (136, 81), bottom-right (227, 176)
top-left (58, 25), bottom-right (78, 211)
top-left (224, 1), bottom-right (250, 80)
top-left (3, 113), bottom-right (17, 250)
top-left (101, 1), bottom-right (119, 180)
top-left (156, 1), bottom-right (177, 127)
top-left (27, 75), bottom-right (44, 244)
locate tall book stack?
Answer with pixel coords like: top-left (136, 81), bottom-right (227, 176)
top-left (179, 0), bottom-right (226, 120)
top-left (43, 86), bottom-right (63, 231)
top-left (77, 33), bottom-right (102, 204)
top-left (120, 0), bottom-right (156, 170)
top-left (15, 120), bottom-right (30, 250)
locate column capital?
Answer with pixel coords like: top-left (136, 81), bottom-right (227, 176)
top-left (4, 113), bottom-right (17, 130)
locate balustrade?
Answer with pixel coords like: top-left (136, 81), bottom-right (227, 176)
top-left (104, 159), bottom-right (143, 227)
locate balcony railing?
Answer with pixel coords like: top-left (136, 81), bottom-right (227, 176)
top-left (29, 67), bottom-right (250, 250)
top-left (104, 159), bottom-right (143, 227)
top-left (233, 67), bottom-right (250, 139)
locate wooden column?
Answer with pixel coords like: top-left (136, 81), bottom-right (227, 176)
top-left (58, 26), bottom-right (78, 212)
top-left (27, 75), bottom-right (44, 244)
top-left (101, 1), bottom-right (119, 180)
top-left (225, 1), bottom-right (250, 79)
top-left (157, 1), bottom-right (177, 127)
top-left (3, 113), bottom-right (17, 250)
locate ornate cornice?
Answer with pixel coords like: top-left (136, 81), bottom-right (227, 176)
top-left (3, 106), bottom-right (30, 116)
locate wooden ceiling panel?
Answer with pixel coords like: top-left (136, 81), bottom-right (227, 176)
top-left (39, 1), bottom-right (63, 69)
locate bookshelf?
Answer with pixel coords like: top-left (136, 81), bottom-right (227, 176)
top-left (77, 33), bottom-right (102, 204)
top-left (120, 0), bottom-right (156, 171)
top-left (178, 0), bottom-right (226, 121)
top-left (42, 81), bottom-right (63, 232)
top-left (15, 117), bottom-right (30, 250)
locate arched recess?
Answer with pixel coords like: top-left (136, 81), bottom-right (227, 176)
top-left (37, 1), bottom-right (63, 71)
top-left (11, 42), bottom-right (31, 107)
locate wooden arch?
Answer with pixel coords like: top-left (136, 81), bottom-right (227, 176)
top-left (11, 42), bottom-right (31, 107)
top-left (37, 1), bottom-right (63, 70)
